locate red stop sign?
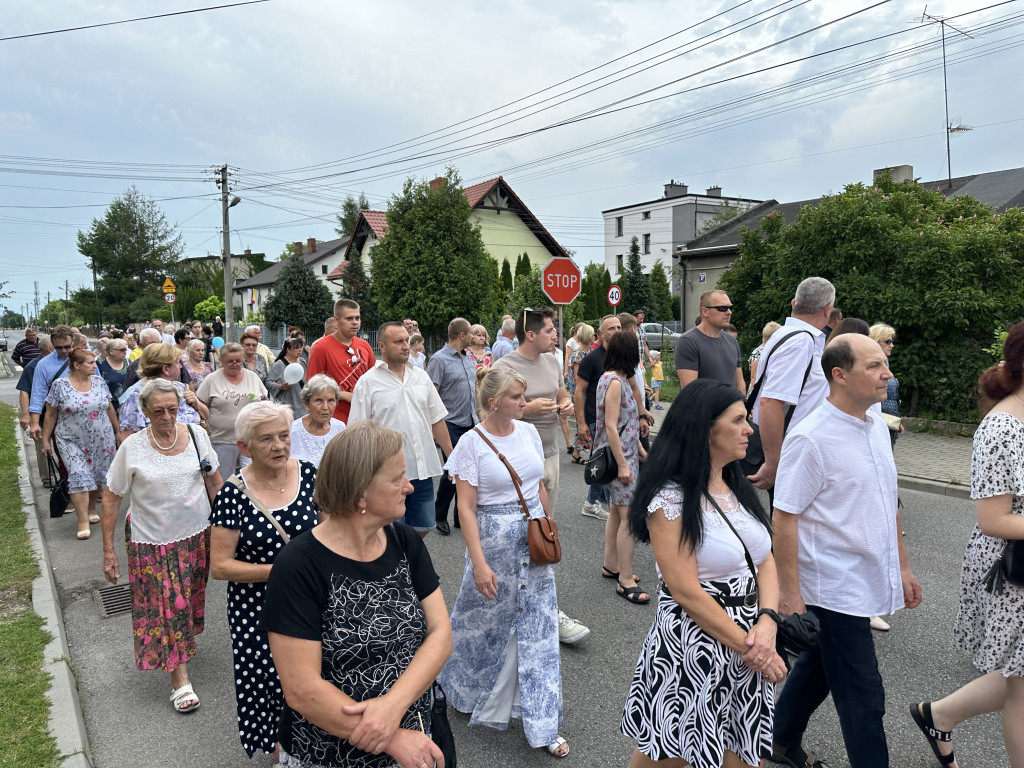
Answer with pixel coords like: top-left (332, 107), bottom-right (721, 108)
top-left (541, 257), bottom-right (582, 305)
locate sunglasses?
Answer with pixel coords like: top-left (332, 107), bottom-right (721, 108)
top-left (346, 347), bottom-right (361, 366)
top-left (706, 305), bottom-right (733, 313)
top-left (884, 338), bottom-right (895, 345)
top-left (54, 345), bottom-right (72, 351)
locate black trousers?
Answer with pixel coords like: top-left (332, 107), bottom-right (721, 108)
top-left (434, 422), bottom-right (472, 525)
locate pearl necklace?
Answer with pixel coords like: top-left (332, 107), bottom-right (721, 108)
top-left (148, 426), bottom-right (178, 451)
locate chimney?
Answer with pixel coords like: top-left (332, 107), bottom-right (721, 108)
top-left (293, 241), bottom-right (303, 256)
top-left (873, 164), bottom-right (913, 184)
top-left (244, 248), bottom-right (251, 256)
top-left (307, 237), bottom-right (317, 254)
top-left (706, 186), bottom-right (722, 197)
top-left (663, 179), bottom-right (688, 198)
top-left (429, 177), bottom-right (446, 191)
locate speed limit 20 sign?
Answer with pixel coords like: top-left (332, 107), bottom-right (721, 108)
top-left (607, 284), bottom-right (622, 307)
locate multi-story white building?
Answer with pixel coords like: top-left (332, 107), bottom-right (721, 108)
top-left (601, 181), bottom-right (762, 290)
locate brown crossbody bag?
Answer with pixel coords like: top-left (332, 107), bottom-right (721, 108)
top-left (473, 427), bottom-right (561, 565)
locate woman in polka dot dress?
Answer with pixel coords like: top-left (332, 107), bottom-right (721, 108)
top-left (210, 401), bottom-right (319, 760)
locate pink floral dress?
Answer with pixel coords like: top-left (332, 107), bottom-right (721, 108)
top-left (45, 375), bottom-right (116, 493)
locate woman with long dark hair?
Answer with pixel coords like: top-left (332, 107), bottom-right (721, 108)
top-left (621, 379), bottom-right (786, 768)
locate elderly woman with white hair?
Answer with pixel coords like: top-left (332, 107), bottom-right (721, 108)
top-left (101, 379), bottom-right (223, 714)
top-left (209, 400), bottom-right (319, 761)
top-left (182, 338), bottom-right (213, 389)
top-left (290, 373), bottom-right (345, 468)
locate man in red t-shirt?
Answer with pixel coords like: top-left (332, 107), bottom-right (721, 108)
top-left (305, 299), bottom-right (376, 422)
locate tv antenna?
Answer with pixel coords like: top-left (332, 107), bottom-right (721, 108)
top-left (917, 6), bottom-right (973, 188)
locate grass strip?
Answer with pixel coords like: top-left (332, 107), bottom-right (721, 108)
top-left (0, 403), bottom-right (59, 767)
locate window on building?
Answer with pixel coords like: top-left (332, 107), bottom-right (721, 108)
top-left (616, 254), bottom-right (624, 274)
top-left (321, 264), bottom-right (328, 274)
top-left (615, 216), bottom-right (623, 237)
top-left (642, 211), bottom-right (651, 220)
top-left (643, 234), bottom-right (651, 254)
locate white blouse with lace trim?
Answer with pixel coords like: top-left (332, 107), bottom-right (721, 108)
top-left (444, 422), bottom-right (545, 506)
top-left (647, 482), bottom-right (772, 582)
top-left (289, 417), bottom-right (346, 469)
top-left (105, 427), bottom-right (219, 545)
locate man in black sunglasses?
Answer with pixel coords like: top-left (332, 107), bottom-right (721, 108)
top-left (28, 325), bottom-right (76, 441)
top-left (674, 290), bottom-right (746, 393)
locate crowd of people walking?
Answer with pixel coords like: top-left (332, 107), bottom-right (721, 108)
top-left (9, 287), bottom-right (1023, 767)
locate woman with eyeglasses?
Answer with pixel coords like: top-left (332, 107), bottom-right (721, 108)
top-left (196, 342), bottom-right (269, 473)
top-left (101, 379), bottom-right (223, 714)
top-left (240, 332), bottom-right (269, 387)
top-left (117, 344), bottom-right (208, 444)
top-left (869, 324), bottom-right (903, 449)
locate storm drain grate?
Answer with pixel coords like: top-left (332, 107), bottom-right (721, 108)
top-left (97, 584), bottom-right (133, 617)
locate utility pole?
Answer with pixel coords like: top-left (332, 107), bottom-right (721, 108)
top-left (91, 258), bottom-right (101, 332)
top-left (33, 281), bottom-right (39, 322)
top-left (220, 164), bottom-right (234, 338)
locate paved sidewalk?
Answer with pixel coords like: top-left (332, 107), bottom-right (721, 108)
top-left (893, 430), bottom-right (973, 499)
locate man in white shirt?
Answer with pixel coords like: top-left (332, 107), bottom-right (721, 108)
top-left (771, 334), bottom-right (922, 768)
top-left (151, 318), bottom-right (174, 346)
top-left (748, 277), bottom-right (834, 492)
top-left (349, 321), bottom-right (453, 536)
top-left (490, 316), bottom-right (516, 362)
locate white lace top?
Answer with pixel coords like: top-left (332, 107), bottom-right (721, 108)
top-left (444, 422), bottom-right (545, 506)
top-left (289, 417), bottom-right (346, 469)
top-left (106, 427), bottom-right (220, 545)
top-left (647, 482), bottom-right (771, 582)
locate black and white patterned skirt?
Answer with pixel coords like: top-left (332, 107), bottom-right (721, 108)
top-left (620, 575), bottom-right (774, 768)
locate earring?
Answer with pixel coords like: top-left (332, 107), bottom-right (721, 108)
top-left (360, 509), bottom-right (366, 515)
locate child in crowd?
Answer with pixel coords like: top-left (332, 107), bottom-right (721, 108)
top-left (649, 350), bottom-right (664, 409)
top-left (409, 333), bottom-right (426, 369)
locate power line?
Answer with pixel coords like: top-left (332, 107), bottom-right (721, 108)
top-left (0, 1), bottom-right (271, 43)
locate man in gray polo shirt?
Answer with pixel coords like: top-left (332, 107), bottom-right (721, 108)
top-left (674, 289), bottom-right (745, 391)
top-left (427, 317), bottom-right (479, 536)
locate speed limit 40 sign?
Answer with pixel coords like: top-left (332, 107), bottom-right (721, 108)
top-left (607, 284), bottom-right (622, 307)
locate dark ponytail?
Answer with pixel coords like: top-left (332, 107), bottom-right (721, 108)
top-left (979, 321), bottom-right (1024, 411)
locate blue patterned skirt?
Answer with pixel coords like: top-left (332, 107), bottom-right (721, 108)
top-left (438, 497), bottom-right (562, 748)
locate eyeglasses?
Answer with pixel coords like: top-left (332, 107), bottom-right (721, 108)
top-left (53, 345), bottom-right (72, 350)
top-left (148, 407), bottom-right (179, 417)
top-left (705, 305), bottom-right (733, 313)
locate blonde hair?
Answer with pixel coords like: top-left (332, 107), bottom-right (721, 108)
top-left (761, 321), bottom-right (782, 345)
top-left (477, 366), bottom-right (527, 419)
top-left (140, 343), bottom-right (182, 378)
top-left (469, 324), bottom-right (490, 345)
top-left (313, 420), bottom-right (404, 517)
top-left (868, 323), bottom-right (895, 344)
top-left (234, 401), bottom-right (293, 447)
top-left (574, 323), bottom-right (595, 347)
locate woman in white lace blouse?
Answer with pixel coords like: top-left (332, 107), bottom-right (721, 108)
top-left (622, 379), bottom-right (786, 768)
top-left (101, 379), bottom-right (224, 715)
top-left (290, 374), bottom-right (345, 468)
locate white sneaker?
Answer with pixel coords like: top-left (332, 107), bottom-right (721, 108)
top-left (597, 500), bottom-right (610, 518)
top-left (581, 501), bottom-right (604, 519)
top-left (869, 615), bottom-right (891, 631)
top-left (558, 611), bottom-right (590, 644)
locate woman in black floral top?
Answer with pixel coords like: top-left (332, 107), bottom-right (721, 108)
top-left (911, 322), bottom-right (1024, 768)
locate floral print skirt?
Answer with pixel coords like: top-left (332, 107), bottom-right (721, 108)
top-left (124, 518), bottom-right (210, 672)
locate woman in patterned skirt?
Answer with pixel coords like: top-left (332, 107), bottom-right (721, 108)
top-left (101, 379), bottom-right (223, 713)
top-left (262, 420), bottom-right (451, 768)
top-left (210, 401), bottom-right (319, 761)
top-left (439, 366), bottom-right (570, 758)
top-left (911, 322), bottom-right (1024, 768)
top-left (623, 380), bottom-right (787, 768)
top-left (289, 374), bottom-right (346, 468)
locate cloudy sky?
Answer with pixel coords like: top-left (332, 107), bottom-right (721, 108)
top-left (2, 0), bottom-right (1021, 318)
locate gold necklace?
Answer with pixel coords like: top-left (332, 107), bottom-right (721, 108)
top-left (248, 466), bottom-right (288, 493)
top-left (333, 524), bottom-right (383, 557)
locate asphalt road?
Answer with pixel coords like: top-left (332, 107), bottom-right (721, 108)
top-left (0, 329), bottom-right (1009, 767)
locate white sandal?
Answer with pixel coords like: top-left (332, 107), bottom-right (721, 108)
top-left (170, 683), bottom-right (200, 713)
top-left (546, 736), bottom-right (570, 758)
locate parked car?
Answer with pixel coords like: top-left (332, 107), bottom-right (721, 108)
top-left (0, 330), bottom-right (7, 352)
top-left (640, 323), bottom-right (681, 352)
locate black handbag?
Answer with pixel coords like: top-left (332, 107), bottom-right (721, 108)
top-left (741, 330), bottom-right (814, 477)
top-left (429, 682), bottom-right (456, 768)
top-left (47, 455), bottom-right (70, 519)
top-left (583, 423), bottom-right (626, 486)
top-left (982, 539), bottom-right (1024, 594)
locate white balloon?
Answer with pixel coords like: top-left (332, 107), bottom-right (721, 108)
top-left (284, 363), bottom-right (305, 385)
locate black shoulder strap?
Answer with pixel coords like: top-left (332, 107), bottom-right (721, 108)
top-left (745, 330), bottom-right (816, 437)
top-left (705, 493), bottom-right (758, 581)
top-left (51, 358), bottom-right (70, 385)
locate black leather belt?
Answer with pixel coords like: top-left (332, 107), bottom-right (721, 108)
top-left (659, 583), bottom-right (758, 608)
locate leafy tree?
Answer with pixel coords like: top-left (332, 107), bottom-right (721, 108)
top-left (717, 172), bottom-right (1024, 421)
top-left (75, 186), bottom-right (183, 327)
top-left (370, 167), bottom-right (495, 336)
top-left (500, 259), bottom-right (513, 291)
top-left (1, 310), bottom-right (26, 327)
top-left (335, 192), bottom-right (370, 237)
top-left (622, 236), bottom-right (653, 315)
top-left (193, 296), bottom-right (225, 322)
top-left (514, 254), bottom-right (523, 284)
top-left (514, 252), bottom-right (533, 286)
top-left (339, 253), bottom-right (377, 328)
top-left (262, 255), bottom-right (334, 333)
top-left (649, 260), bottom-right (674, 320)
top-left (698, 202), bottom-right (745, 235)
top-left (506, 266), bottom-right (549, 317)
top-left (601, 268), bottom-right (612, 306)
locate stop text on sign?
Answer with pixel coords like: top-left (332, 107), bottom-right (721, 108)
top-left (541, 256), bottom-right (583, 304)
top-left (546, 273), bottom-right (579, 289)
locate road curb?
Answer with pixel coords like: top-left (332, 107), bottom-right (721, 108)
top-left (898, 475), bottom-right (971, 500)
top-left (16, 429), bottom-right (94, 768)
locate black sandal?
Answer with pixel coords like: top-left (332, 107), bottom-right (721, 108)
top-left (910, 702), bottom-right (956, 766)
top-left (602, 566), bottom-right (639, 582)
top-left (616, 581), bottom-right (650, 604)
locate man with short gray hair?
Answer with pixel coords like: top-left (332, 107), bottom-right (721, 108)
top-left (748, 277), bottom-right (835, 491)
top-left (491, 316), bottom-right (516, 361)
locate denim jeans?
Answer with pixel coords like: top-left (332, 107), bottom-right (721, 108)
top-left (773, 605), bottom-right (888, 767)
top-left (400, 477), bottom-right (436, 531)
top-left (435, 422), bottom-right (472, 524)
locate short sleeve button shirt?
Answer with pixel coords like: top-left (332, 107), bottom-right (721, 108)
top-left (426, 345), bottom-right (478, 428)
